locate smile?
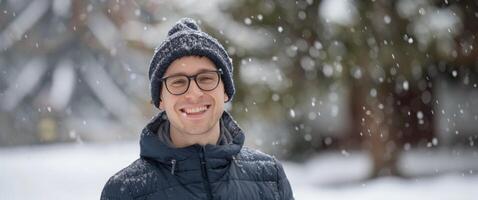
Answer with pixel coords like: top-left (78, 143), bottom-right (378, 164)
top-left (180, 105), bottom-right (211, 115)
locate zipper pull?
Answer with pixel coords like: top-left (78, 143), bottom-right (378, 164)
top-left (170, 159), bottom-right (176, 175)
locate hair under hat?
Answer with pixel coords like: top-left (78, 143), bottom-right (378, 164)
top-left (148, 18), bottom-right (235, 108)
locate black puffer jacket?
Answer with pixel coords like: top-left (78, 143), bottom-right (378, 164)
top-left (101, 112), bottom-right (294, 200)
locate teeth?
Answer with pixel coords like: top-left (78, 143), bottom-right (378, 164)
top-left (184, 106), bottom-right (207, 114)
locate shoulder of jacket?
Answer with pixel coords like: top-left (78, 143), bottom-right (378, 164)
top-left (101, 158), bottom-right (157, 199)
top-left (230, 147), bottom-right (283, 182)
top-left (236, 146), bottom-right (276, 162)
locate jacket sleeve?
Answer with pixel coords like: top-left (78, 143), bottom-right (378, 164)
top-left (274, 159), bottom-right (294, 200)
top-left (100, 176), bottom-right (134, 200)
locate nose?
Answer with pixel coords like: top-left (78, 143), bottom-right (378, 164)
top-left (184, 78), bottom-right (204, 100)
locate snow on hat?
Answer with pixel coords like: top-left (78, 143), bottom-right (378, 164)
top-left (148, 17), bottom-right (235, 108)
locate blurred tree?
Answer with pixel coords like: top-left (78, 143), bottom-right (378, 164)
top-left (0, 0), bottom-right (151, 145)
top-left (226, 0), bottom-right (478, 178)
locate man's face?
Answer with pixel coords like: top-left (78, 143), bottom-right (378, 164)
top-left (159, 56), bottom-right (228, 136)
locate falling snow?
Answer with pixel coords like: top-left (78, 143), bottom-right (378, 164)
top-left (0, 1), bottom-right (477, 200)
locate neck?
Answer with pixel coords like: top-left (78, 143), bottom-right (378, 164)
top-left (169, 122), bottom-right (221, 148)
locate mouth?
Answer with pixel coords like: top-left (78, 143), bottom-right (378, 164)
top-left (179, 105), bottom-right (211, 118)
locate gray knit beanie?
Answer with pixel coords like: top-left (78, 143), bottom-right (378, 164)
top-left (148, 18), bottom-right (235, 108)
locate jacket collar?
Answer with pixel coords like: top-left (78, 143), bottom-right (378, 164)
top-left (139, 111), bottom-right (245, 163)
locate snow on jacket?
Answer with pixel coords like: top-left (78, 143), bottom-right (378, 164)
top-left (101, 111), bottom-right (294, 200)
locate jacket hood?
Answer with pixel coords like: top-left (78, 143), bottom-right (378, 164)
top-left (139, 111), bottom-right (245, 163)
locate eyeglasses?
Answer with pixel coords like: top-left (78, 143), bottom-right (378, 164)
top-left (160, 69), bottom-right (223, 95)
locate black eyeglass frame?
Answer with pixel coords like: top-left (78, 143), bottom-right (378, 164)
top-left (159, 69), bottom-right (223, 95)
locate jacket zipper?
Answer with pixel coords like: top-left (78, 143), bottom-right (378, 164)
top-left (199, 146), bottom-right (213, 200)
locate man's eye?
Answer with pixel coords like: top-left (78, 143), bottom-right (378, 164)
top-left (198, 77), bottom-right (214, 82)
top-left (198, 74), bottom-right (216, 83)
top-left (170, 79), bottom-right (187, 86)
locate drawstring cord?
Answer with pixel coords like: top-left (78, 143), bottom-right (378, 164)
top-left (170, 159), bottom-right (176, 175)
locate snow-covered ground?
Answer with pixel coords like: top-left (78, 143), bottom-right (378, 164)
top-left (1, 142), bottom-right (477, 200)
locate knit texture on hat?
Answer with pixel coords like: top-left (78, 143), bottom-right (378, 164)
top-left (148, 18), bottom-right (235, 108)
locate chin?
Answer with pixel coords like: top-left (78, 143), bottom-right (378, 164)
top-left (182, 122), bottom-right (215, 135)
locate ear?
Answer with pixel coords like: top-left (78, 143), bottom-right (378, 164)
top-left (158, 96), bottom-right (164, 110)
top-left (224, 93), bottom-right (229, 102)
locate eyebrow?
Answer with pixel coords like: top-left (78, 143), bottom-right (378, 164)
top-left (165, 68), bottom-right (217, 77)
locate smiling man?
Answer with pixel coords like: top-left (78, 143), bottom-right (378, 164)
top-left (101, 18), bottom-right (293, 200)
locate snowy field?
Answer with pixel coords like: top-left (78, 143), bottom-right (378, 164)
top-left (1, 142), bottom-right (477, 200)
